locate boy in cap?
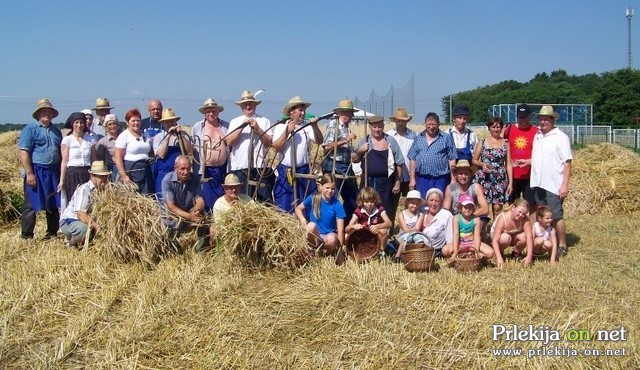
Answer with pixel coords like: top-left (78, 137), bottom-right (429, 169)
top-left (504, 104), bottom-right (537, 210)
top-left (448, 104), bottom-right (478, 162)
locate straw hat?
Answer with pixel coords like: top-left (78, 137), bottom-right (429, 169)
top-left (452, 159), bottom-right (477, 174)
top-left (32, 98), bottom-right (59, 120)
top-left (537, 105), bottom-right (559, 119)
top-left (158, 108), bottom-right (181, 123)
top-left (389, 107), bottom-right (413, 122)
top-left (283, 96), bottom-right (311, 115)
top-left (367, 116), bottom-right (384, 125)
top-left (332, 99), bottom-right (358, 113)
top-left (92, 98), bottom-right (114, 111)
top-left (88, 161), bottom-right (111, 176)
top-left (234, 90), bottom-right (262, 106)
top-left (198, 98), bottom-right (224, 113)
top-left (223, 173), bottom-right (242, 186)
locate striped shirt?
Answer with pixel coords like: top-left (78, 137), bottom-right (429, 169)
top-left (407, 131), bottom-right (457, 177)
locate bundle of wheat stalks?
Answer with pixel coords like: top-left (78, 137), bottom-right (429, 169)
top-left (216, 201), bottom-right (309, 269)
top-left (91, 183), bottom-right (175, 265)
top-left (565, 143), bottom-right (640, 216)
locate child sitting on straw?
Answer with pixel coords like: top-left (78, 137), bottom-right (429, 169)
top-left (346, 187), bottom-right (393, 255)
top-left (393, 190), bottom-right (427, 259)
top-left (490, 198), bottom-right (534, 269)
top-left (295, 173), bottom-right (346, 262)
top-left (532, 206), bottom-right (558, 266)
top-left (442, 193), bottom-right (494, 261)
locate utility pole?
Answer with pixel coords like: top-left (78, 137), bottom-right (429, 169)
top-left (627, 7), bottom-right (634, 69)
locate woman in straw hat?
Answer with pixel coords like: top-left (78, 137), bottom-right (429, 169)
top-left (59, 160), bottom-right (111, 247)
top-left (272, 96), bottom-right (323, 213)
top-left (114, 108), bottom-right (155, 194)
top-left (58, 112), bottom-right (93, 210)
top-left (152, 108), bottom-right (192, 201)
top-left (19, 98), bottom-right (63, 240)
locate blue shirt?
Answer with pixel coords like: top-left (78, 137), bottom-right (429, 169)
top-left (18, 121), bottom-right (62, 165)
top-left (302, 194), bottom-right (346, 235)
top-left (141, 117), bottom-right (163, 141)
top-left (161, 171), bottom-right (203, 212)
top-left (407, 131), bottom-right (457, 177)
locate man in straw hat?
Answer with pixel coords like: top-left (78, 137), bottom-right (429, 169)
top-left (386, 107), bottom-right (418, 224)
top-left (531, 105), bottom-right (572, 257)
top-left (504, 104), bottom-right (537, 212)
top-left (19, 98), bottom-right (63, 240)
top-left (59, 160), bottom-right (111, 247)
top-left (322, 99), bottom-right (359, 220)
top-left (161, 155), bottom-right (211, 253)
top-left (191, 98), bottom-right (229, 210)
top-left (407, 112), bottom-right (457, 197)
top-left (272, 96), bottom-right (323, 213)
top-left (448, 104), bottom-right (478, 162)
top-left (352, 115), bottom-right (405, 222)
top-left (91, 97), bottom-right (114, 137)
top-left (153, 108), bottom-right (193, 201)
top-left (226, 90), bottom-right (275, 203)
top-left (443, 159), bottom-right (489, 220)
top-left (141, 99), bottom-right (164, 143)
top-left (211, 173), bottom-right (254, 240)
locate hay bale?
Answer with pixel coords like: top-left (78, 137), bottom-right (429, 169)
top-left (216, 201), bottom-right (308, 269)
top-left (91, 183), bottom-right (175, 265)
top-left (565, 143), bottom-right (640, 216)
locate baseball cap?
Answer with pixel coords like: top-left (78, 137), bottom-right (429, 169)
top-left (517, 104), bottom-right (531, 118)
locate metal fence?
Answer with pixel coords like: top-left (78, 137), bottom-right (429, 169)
top-left (465, 123), bottom-right (639, 150)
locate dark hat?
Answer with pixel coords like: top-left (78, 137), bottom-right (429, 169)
top-left (64, 112), bottom-right (88, 130)
top-left (452, 104), bottom-right (470, 117)
top-left (516, 104), bottom-right (532, 118)
top-left (367, 115), bottom-right (384, 125)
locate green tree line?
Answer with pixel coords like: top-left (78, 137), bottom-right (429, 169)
top-left (442, 68), bottom-right (640, 126)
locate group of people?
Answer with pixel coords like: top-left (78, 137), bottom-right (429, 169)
top-left (19, 95), bottom-right (572, 266)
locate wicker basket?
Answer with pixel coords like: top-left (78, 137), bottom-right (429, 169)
top-left (451, 252), bottom-right (482, 273)
top-left (402, 243), bottom-right (435, 272)
top-left (345, 228), bottom-right (380, 263)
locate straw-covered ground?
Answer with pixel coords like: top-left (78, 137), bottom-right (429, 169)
top-left (1, 128), bottom-right (639, 368)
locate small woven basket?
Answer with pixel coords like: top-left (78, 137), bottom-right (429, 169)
top-left (345, 228), bottom-right (379, 263)
top-left (451, 252), bottom-right (482, 273)
top-left (402, 243), bottom-right (435, 272)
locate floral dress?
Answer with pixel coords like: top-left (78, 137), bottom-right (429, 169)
top-left (474, 138), bottom-right (508, 204)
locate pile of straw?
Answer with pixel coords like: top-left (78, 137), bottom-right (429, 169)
top-left (90, 183), bottom-right (175, 265)
top-left (565, 143), bottom-right (640, 216)
top-left (216, 201), bottom-right (308, 269)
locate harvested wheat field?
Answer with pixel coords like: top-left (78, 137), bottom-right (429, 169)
top-left (0, 130), bottom-right (639, 368)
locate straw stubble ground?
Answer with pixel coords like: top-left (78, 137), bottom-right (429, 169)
top-left (1, 212), bottom-right (638, 368)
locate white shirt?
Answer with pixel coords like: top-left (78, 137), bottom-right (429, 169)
top-left (60, 180), bottom-right (95, 221)
top-left (227, 114), bottom-right (272, 170)
top-left (448, 127), bottom-right (478, 151)
top-left (530, 127), bottom-right (572, 195)
top-left (115, 130), bottom-right (152, 162)
top-left (152, 130), bottom-right (179, 154)
top-left (62, 134), bottom-right (92, 167)
top-left (386, 127), bottom-right (417, 182)
top-left (273, 122), bottom-right (316, 167)
top-left (421, 208), bottom-right (453, 250)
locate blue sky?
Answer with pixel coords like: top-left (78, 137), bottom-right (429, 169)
top-left (0, 0), bottom-right (636, 124)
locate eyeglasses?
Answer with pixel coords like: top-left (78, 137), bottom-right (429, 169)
top-left (135, 137), bottom-right (146, 142)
